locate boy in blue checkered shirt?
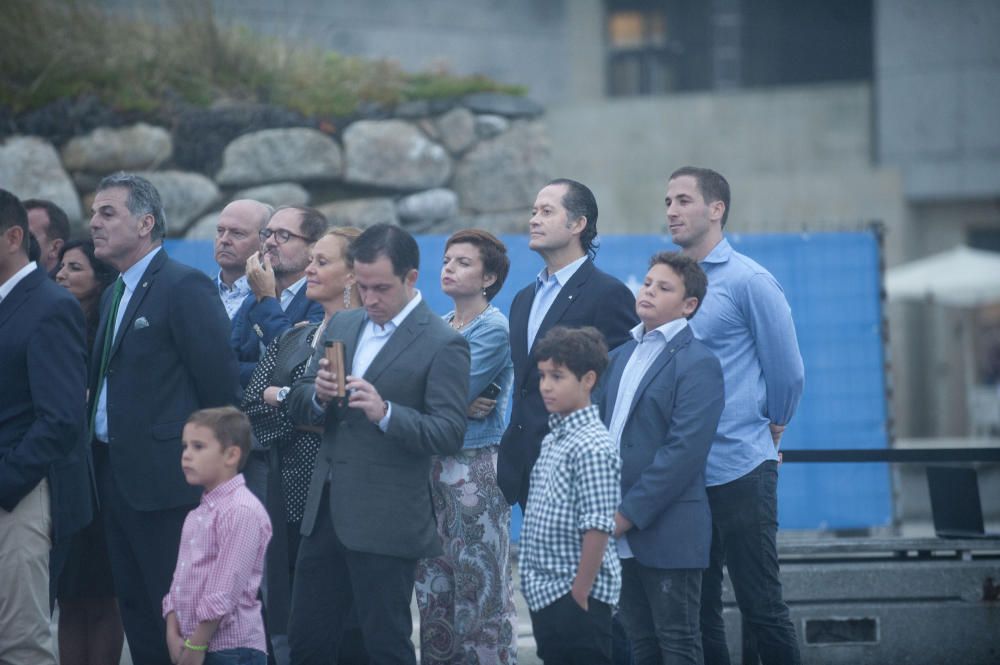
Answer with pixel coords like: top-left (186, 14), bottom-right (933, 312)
top-left (519, 326), bottom-right (622, 664)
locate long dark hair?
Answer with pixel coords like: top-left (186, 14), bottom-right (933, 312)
top-left (58, 238), bottom-right (117, 349)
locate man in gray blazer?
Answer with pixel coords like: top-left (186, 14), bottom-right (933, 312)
top-left (285, 223), bottom-right (470, 665)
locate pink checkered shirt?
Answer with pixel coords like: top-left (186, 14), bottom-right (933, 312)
top-left (162, 474), bottom-right (272, 652)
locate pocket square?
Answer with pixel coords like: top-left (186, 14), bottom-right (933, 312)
top-left (134, 316), bottom-right (150, 330)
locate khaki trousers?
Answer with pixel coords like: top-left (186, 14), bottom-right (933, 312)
top-left (0, 479), bottom-right (56, 665)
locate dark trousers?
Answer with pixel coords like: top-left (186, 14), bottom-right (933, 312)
top-left (530, 593), bottom-right (613, 665)
top-left (700, 461), bottom-right (800, 665)
top-left (95, 444), bottom-right (190, 665)
top-left (287, 485), bottom-right (416, 665)
top-left (619, 560), bottom-right (703, 665)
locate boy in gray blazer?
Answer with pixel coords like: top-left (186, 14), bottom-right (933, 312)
top-left (600, 252), bottom-right (724, 665)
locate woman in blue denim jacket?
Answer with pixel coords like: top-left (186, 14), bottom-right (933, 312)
top-left (415, 229), bottom-right (517, 664)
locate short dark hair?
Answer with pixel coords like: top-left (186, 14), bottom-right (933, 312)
top-left (185, 406), bottom-right (252, 471)
top-left (445, 228), bottom-right (510, 301)
top-left (649, 251), bottom-right (708, 318)
top-left (668, 166), bottom-right (731, 227)
top-left (533, 326), bottom-right (609, 381)
top-left (275, 205), bottom-right (328, 243)
top-left (348, 223), bottom-right (419, 279)
top-left (547, 178), bottom-right (599, 259)
top-left (0, 188), bottom-right (29, 253)
top-left (59, 238), bottom-right (118, 293)
top-left (23, 199), bottom-right (71, 242)
top-left (97, 172), bottom-right (167, 240)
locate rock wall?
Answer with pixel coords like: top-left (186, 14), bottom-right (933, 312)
top-left (0, 94), bottom-right (551, 238)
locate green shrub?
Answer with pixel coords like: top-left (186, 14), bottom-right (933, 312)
top-left (0, 0), bottom-right (525, 116)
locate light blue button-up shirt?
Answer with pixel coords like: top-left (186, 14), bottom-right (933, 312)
top-left (526, 254), bottom-right (587, 350)
top-left (216, 272), bottom-right (251, 320)
top-left (94, 246), bottom-right (162, 443)
top-left (688, 238), bottom-right (804, 486)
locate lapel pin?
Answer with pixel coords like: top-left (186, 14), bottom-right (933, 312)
top-left (142, 281), bottom-right (148, 288)
top-left (568, 295), bottom-right (574, 301)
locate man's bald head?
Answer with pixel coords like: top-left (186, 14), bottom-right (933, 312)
top-left (214, 199), bottom-right (272, 284)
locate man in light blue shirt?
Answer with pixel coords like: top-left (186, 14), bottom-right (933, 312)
top-left (213, 199), bottom-right (271, 319)
top-left (666, 166), bottom-right (804, 665)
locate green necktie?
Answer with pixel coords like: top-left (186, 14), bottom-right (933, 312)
top-left (89, 277), bottom-right (125, 439)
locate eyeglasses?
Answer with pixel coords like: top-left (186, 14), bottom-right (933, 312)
top-left (259, 228), bottom-right (310, 244)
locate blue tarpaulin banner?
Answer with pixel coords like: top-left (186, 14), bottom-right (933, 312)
top-left (167, 230), bottom-right (891, 533)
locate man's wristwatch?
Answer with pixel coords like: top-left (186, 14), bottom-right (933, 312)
top-left (276, 386), bottom-right (291, 403)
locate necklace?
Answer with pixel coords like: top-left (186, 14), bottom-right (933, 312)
top-left (451, 303), bottom-right (489, 330)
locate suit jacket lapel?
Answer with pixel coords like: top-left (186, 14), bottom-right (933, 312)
top-left (362, 300), bottom-right (428, 384)
top-left (108, 250), bottom-right (165, 361)
top-left (603, 339), bottom-right (636, 423)
top-left (530, 259), bottom-right (595, 356)
top-left (0, 267), bottom-right (42, 330)
top-left (509, 285), bottom-right (533, 385)
top-left (625, 326), bottom-right (693, 423)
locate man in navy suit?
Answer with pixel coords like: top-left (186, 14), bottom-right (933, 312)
top-left (88, 173), bottom-right (239, 665)
top-left (0, 189), bottom-right (89, 664)
top-left (600, 252), bottom-right (724, 664)
top-left (497, 178), bottom-right (638, 510)
top-left (230, 205), bottom-right (327, 389)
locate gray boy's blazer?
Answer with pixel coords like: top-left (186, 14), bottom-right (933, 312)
top-left (286, 300), bottom-right (470, 560)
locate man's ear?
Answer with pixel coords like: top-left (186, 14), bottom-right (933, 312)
top-left (405, 268), bottom-right (419, 288)
top-left (708, 200), bottom-right (726, 224)
top-left (50, 237), bottom-right (64, 259)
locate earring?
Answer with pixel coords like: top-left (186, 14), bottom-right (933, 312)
top-left (343, 286), bottom-right (352, 309)
top-left (482, 287), bottom-right (487, 297)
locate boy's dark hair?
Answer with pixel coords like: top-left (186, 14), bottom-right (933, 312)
top-left (23, 199), bottom-right (71, 242)
top-left (348, 223), bottom-right (419, 279)
top-left (668, 166), bottom-right (731, 228)
top-left (445, 228), bottom-right (510, 301)
top-left (547, 178), bottom-right (599, 260)
top-left (533, 326), bottom-right (609, 381)
top-left (0, 188), bottom-right (29, 252)
top-left (185, 406), bottom-right (252, 471)
top-left (649, 251), bottom-right (708, 318)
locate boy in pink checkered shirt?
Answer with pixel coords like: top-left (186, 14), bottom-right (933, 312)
top-left (163, 407), bottom-right (272, 665)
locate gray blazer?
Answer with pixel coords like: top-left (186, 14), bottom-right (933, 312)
top-left (287, 299), bottom-right (470, 559)
top-left (599, 325), bottom-right (724, 570)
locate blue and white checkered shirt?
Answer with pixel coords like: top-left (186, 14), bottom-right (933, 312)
top-left (519, 404), bottom-right (621, 611)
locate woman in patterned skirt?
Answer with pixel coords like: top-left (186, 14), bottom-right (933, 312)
top-left (416, 229), bottom-right (518, 664)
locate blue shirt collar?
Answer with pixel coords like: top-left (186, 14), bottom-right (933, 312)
top-left (701, 237), bottom-right (733, 265)
top-left (536, 254), bottom-right (587, 289)
top-left (121, 246), bottom-right (162, 292)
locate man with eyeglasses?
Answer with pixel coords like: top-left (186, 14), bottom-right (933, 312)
top-left (214, 199), bottom-right (273, 320)
top-left (230, 205), bottom-right (328, 389)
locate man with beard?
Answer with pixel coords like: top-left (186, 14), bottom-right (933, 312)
top-left (230, 205), bottom-right (327, 389)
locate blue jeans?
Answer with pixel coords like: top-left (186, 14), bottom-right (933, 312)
top-left (205, 647), bottom-right (267, 665)
top-left (619, 560), bottom-right (703, 665)
top-left (700, 461), bottom-right (800, 665)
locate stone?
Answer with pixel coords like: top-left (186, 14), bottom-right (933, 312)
top-left (435, 107), bottom-right (477, 154)
top-left (61, 123), bottom-right (172, 173)
top-left (394, 100), bottom-right (432, 118)
top-left (461, 93), bottom-right (544, 118)
top-left (417, 118), bottom-right (440, 141)
top-left (396, 188), bottom-right (459, 224)
top-left (184, 211), bottom-right (221, 240)
top-left (135, 170), bottom-right (220, 235)
top-left (216, 128), bottom-right (343, 186)
top-left (316, 198), bottom-right (399, 229)
top-left (453, 210), bottom-right (528, 235)
top-left (342, 120), bottom-right (452, 189)
top-left (452, 121), bottom-right (552, 213)
top-left (0, 136), bottom-right (82, 221)
top-left (475, 114), bottom-right (509, 139)
top-left (232, 182), bottom-right (310, 207)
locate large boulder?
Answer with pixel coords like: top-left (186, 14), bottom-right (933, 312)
top-left (474, 114), bottom-right (509, 139)
top-left (0, 136), bottom-right (82, 221)
top-left (135, 170), bottom-right (220, 235)
top-left (184, 211), bottom-right (220, 241)
top-left (452, 121), bottom-right (552, 213)
top-left (343, 120), bottom-right (451, 189)
top-left (396, 188), bottom-right (459, 224)
top-left (317, 198), bottom-right (398, 229)
top-left (232, 182), bottom-right (310, 207)
top-left (216, 128), bottom-right (343, 186)
top-left (61, 123), bottom-right (172, 173)
top-left (435, 108), bottom-right (476, 154)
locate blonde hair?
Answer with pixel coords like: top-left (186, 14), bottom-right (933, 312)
top-left (324, 226), bottom-right (362, 307)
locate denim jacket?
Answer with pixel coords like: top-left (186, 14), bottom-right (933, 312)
top-left (443, 305), bottom-right (513, 449)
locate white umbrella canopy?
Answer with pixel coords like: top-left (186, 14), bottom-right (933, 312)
top-left (885, 245), bottom-right (1000, 307)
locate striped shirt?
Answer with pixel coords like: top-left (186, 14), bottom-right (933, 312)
top-left (519, 404), bottom-right (621, 611)
top-left (162, 474), bottom-right (272, 652)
